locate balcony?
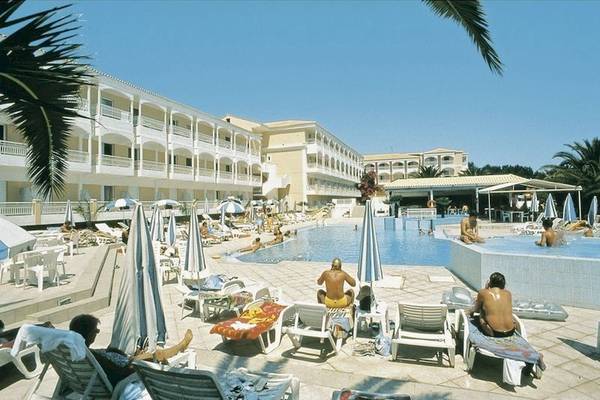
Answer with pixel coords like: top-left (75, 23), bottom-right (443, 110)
top-left (135, 160), bottom-right (166, 178)
top-left (171, 125), bottom-right (191, 138)
top-left (95, 154), bottom-right (133, 176)
top-left (235, 144), bottom-right (247, 155)
top-left (218, 138), bottom-right (232, 150)
top-left (0, 140), bottom-right (27, 167)
top-left (196, 167), bottom-right (215, 183)
top-left (236, 174), bottom-right (249, 184)
top-left (98, 104), bottom-right (133, 134)
top-left (136, 115), bottom-right (166, 140)
top-left (218, 170), bottom-right (233, 183)
top-left (251, 176), bottom-right (262, 186)
top-left (169, 164), bottom-right (194, 181)
top-left (67, 149), bottom-right (91, 172)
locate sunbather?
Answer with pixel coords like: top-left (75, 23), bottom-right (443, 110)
top-left (266, 226), bottom-right (284, 246)
top-left (239, 237), bottom-right (263, 253)
top-left (536, 218), bottom-right (560, 247)
top-left (469, 272), bottom-right (514, 337)
top-left (201, 221), bottom-right (221, 240)
top-left (460, 211), bottom-right (484, 244)
top-left (69, 314), bottom-right (193, 387)
top-left (317, 258), bottom-right (356, 308)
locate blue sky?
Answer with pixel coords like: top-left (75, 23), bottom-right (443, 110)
top-left (22, 1), bottom-right (600, 168)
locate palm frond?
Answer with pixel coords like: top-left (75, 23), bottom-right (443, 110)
top-left (423, 0), bottom-right (503, 75)
top-left (0, 0), bottom-right (91, 200)
top-left (417, 165), bottom-right (444, 178)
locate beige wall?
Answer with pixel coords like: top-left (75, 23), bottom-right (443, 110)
top-left (263, 130), bottom-right (306, 148)
top-left (6, 125), bottom-right (24, 143)
top-left (267, 148), bottom-right (306, 205)
top-left (6, 181), bottom-right (31, 202)
top-left (142, 105), bottom-right (164, 121)
top-left (101, 92), bottom-right (130, 111)
top-left (82, 184), bottom-right (100, 200)
top-left (139, 187), bottom-right (155, 201)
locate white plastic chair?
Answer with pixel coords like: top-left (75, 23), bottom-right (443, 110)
top-left (285, 302), bottom-right (338, 357)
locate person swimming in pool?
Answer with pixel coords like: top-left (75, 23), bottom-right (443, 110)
top-left (317, 258), bottom-right (356, 308)
top-left (536, 218), bottom-right (562, 247)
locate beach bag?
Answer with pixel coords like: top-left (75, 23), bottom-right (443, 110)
top-left (374, 333), bottom-right (391, 357)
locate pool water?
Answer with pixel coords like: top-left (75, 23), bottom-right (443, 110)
top-left (237, 217), bottom-right (461, 266)
top-left (477, 235), bottom-right (600, 259)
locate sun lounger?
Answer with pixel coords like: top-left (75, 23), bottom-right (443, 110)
top-left (391, 303), bottom-right (455, 367)
top-left (0, 344), bottom-right (44, 379)
top-left (176, 277), bottom-right (245, 320)
top-left (95, 223), bottom-right (122, 240)
top-left (211, 298), bottom-right (295, 354)
top-left (133, 360), bottom-right (299, 400)
top-left (455, 309), bottom-right (543, 385)
top-left (284, 302), bottom-right (339, 358)
top-left (441, 287), bottom-right (475, 310)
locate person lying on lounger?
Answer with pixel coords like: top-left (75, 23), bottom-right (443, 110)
top-left (536, 218), bottom-right (560, 247)
top-left (317, 258), bottom-right (356, 308)
top-left (69, 314), bottom-right (193, 387)
top-left (239, 237), bottom-right (263, 253)
top-left (469, 272), bottom-right (515, 337)
top-left (201, 221), bottom-right (221, 240)
top-left (460, 211), bottom-right (485, 244)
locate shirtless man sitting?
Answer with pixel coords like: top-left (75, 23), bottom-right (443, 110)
top-left (460, 211), bottom-right (485, 244)
top-left (317, 258), bottom-right (356, 308)
top-left (469, 272), bottom-right (515, 337)
top-left (536, 218), bottom-right (559, 246)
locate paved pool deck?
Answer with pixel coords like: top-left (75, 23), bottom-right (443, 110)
top-left (1, 219), bottom-right (599, 399)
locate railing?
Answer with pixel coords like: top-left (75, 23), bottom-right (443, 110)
top-left (237, 174), bottom-right (248, 181)
top-left (219, 171), bottom-right (233, 180)
top-left (251, 149), bottom-right (260, 156)
top-left (100, 104), bottom-right (131, 121)
top-left (405, 208), bottom-right (437, 219)
top-left (78, 98), bottom-right (89, 112)
top-left (97, 154), bottom-right (132, 168)
top-left (68, 149), bottom-right (89, 163)
top-left (140, 116), bottom-right (164, 131)
top-left (197, 167), bottom-right (214, 177)
top-left (136, 160), bottom-right (166, 172)
top-left (235, 144), bottom-right (247, 153)
top-left (197, 134), bottom-right (213, 144)
top-left (0, 140), bottom-right (28, 157)
top-left (251, 176), bottom-right (262, 185)
top-left (0, 202), bottom-right (33, 216)
top-left (42, 202), bottom-right (68, 215)
top-left (171, 164), bottom-right (193, 175)
top-left (171, 125), bottom-right (191, 138)
top-left (218, 138), bottom-right (232, 149)
top-left (306, 138), bottom-right (316, 144)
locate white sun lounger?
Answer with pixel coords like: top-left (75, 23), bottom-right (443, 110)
top-left (0, 345), bottom-right (44, 379)
top-left (391, 303), bottom-right (455, 367)
top-left (284, 302), bottom-right (339, 358)
top-left (133, 360), bottom-right (299, 400)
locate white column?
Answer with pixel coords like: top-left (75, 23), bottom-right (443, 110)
top-left (129, 97), bottom-right (134, 124)
top-left (97, 134), bottom-right (103, 166)
top-left (97, 86), bottom-right (101, 117)
top-left (86, 85), bottom-right (91, 116)
top-left (214, 158), bottom-right (219, 183)
top-left (77, 182), bottom-right (83, 200)
top-left (138, 99), bottom-right (143, 125)
top-left (191, 148), bottom-right (196, 180)
top-left (213, 124), bottom-right (217, 146)
top-left (166, 109), bottom-right (171, 135)
top-left (232, 132), bottom-right (236, 151)
top-left (139, 141), bottom-right (144, 172)
top-left (170, 150), bottom-right (175, 174)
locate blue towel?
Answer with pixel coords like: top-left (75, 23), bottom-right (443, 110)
top-left (468, 320), bottom-right (540, 365)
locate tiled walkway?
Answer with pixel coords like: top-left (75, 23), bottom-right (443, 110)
top-left (1, 226), bottom-right (599, 399)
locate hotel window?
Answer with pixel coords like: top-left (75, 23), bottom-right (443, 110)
top-left (225, 165), bottom-right (231, 172)
top-left (103, 143), bottom-right (113, 156)
top-left (101, 98), bottom-right (113, 107)
top-left (0, 125), bottom-right (4, 141)
top-left (186, 158), bottom-right (192, 167)
top-left (103, 186), bottom-right (114, 201)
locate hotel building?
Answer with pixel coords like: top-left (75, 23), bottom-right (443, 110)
top-left (226, 117), bottom-right (363, 209)
top-left (0, 70), bottom-right (262, 208)
top-left (363, 148), bottom-right (469, 184)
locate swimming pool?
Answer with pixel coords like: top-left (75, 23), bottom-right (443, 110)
top-left (237, 217), bottom-right (462, 266)
top-left (476, 235), bottom-right (600, 259)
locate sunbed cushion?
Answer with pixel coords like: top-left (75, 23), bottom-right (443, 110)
top-left (210, 302), bottom-right (286, 340)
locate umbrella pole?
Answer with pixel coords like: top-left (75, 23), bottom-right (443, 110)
top-left (578, 190), bottom-right (582, 220)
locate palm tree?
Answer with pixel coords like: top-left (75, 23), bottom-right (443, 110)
top-left (423, 0), bottom-right (503, 75)
top-left (417, 165), bottom-right (444, 178)
top-left (0, 0), bottom-right (90, 199)
top-left (460, 162), bottom-right (483, 176)
top-left (546, 138), bottom-right (600, 203)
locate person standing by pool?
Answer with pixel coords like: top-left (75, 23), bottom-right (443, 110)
top-left (317, 258), bottom-right (356, 308)
top-left (536, 218), bottom-right (559, 247)
top-left (460, 211), bottom-right (485, 244)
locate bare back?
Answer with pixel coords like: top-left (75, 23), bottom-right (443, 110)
top-left (318, 270), bottom-right (355, 300)
top-left (476, 288), bottom-right (514, 332)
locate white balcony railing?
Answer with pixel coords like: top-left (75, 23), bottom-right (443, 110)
top-left (97, 154), bottom-right (132, 168)
top-left (100, 104), bottom-right (131, 121)
top-left (171, 125), bottom-right (191, 138)
top-left (0, 202), bottom-right (33, 216)
top-left (251, 176), bottom-right (261, 185)
top-left (218, 138), bottom-right (232, 149)
top-left (197, 168), bottom-right (215, 177)
top-left (140, 116), bottom-right (164, 131)
top-left (197, 134), bottom-right (213, 144)
top-left (136, 160), bottom-right (166, 172)
top-left (171, 165), bottom-right (193, 175)
top-left (42, 202), bottom-right (68, 215)
top-left (237, 174), bottom-right (248, 182)
top-left (235, 144), bottom-right (247, 153)
top-left (68, 149), bottom-right (89, 163)
top-left (219, 171), bottom-right (233, 180)
top-left (0, 140), bottom-right (28, 157)
top-left (78, 98), bottom-right (89, 112)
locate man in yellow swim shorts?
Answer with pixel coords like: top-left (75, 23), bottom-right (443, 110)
top-left (317, 258), bottom-right (356, 308)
